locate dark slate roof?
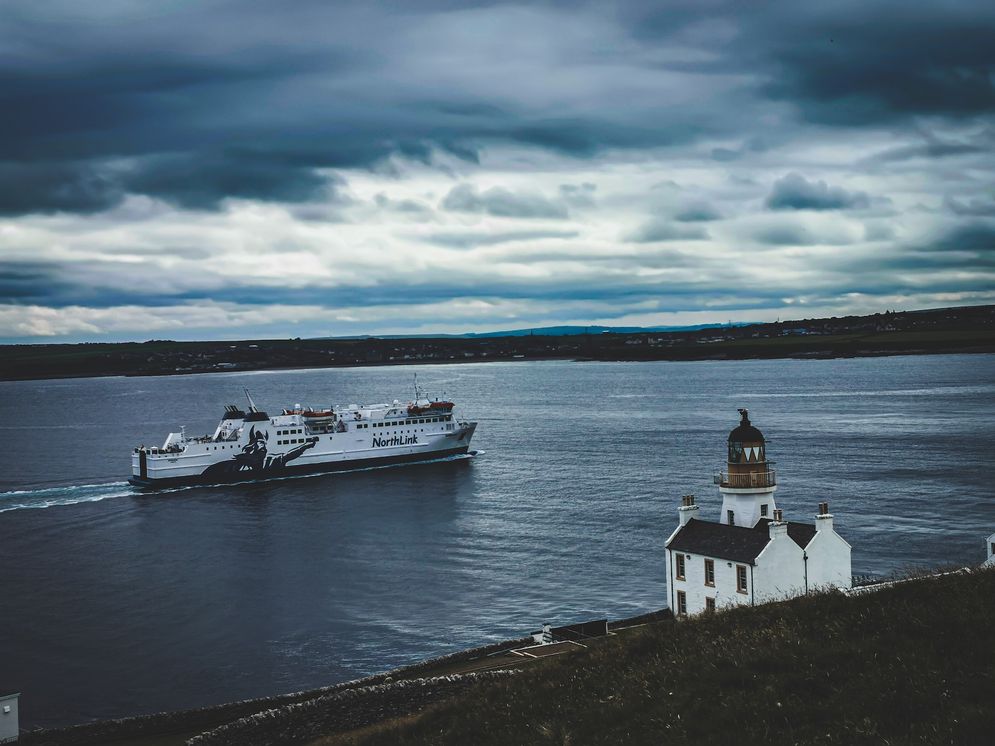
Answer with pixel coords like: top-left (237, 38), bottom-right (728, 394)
top-left (788, 522), bottom-right (817, 549)
top-left (667, 518), bottom-right (818, 564)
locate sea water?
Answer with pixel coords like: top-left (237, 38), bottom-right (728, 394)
top-left (1, 355), bottom-right (993, 727)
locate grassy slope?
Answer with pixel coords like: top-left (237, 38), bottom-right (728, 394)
top-left (351, 569), bottom-right (995, 746)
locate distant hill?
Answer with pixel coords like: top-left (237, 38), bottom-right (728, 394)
top-left (321, 323), bottom-right (751, 340)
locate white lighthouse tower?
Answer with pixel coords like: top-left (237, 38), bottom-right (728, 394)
top-left (717, 409), bottom-right (777, 527)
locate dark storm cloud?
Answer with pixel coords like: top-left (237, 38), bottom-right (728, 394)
top-left (441, 184), bottom-right (569, 219)
top-left (946, 196), bottom-right (995, 217)
top-left (0, 260), bottom-right (165, 306)
top-left (674, 202), bottom-right (722, 222)
top-left (754, 3), bottom-right (995, 125)
top-left (120, 153), bottom-right (333, 211)
top-left (752, 223), bottom-right (817, 246)
top-left (0, 263), bottom-right (55, 301)
top-left (2, 1), bottom-right (992, 216)
top-left (766, 173), bottom-right (871, 211)
top-left (924, 223), bottom-right (995, 254)
top-left (624, 220), bottom-right (709, 243)
top-left (0, 162), bottom-right (122, 216)
top-left (0, 254), bottom-right (757, 312)
top-left (824, 223), bottom-right (995, 281)
top-left (423, 229), bottom-right (579, 248)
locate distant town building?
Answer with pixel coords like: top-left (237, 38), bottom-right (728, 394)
top-left (0, 691), bottom-right (18, 744)
top-left (984, 533), bottom-right (995, 567)
top-left (665, 410), bottom-right (852, 616)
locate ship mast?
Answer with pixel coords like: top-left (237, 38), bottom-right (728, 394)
top-left (244, 387), bottom-right (258, 413)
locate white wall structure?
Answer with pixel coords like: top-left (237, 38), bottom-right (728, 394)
top-left (753, 520), bottom-right (807, 603)
top-left (984, 533), bottom-right (995, 567)
top-left (0, 692), bottom-right (18, 745)
top-left (806, 511), bottom-right (853, 590)
top-left (665, 411), bottom-right (852, 618)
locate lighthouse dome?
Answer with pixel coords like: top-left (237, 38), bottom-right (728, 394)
top-left (728, 409), bottom-right (767, 465)
top-left (728, 408), bottom-right (764, 443)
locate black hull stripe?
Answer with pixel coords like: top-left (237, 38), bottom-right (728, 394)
top-left (128, 446), bottom-right (472, 490)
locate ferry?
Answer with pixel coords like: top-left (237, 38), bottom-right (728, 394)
top-left (129, 388), bottom-right (477, 488)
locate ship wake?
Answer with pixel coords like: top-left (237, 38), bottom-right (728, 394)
top-left (0, 451), bottom-right (482, 512)
top-left (0, 481), bottom-right (135, 513)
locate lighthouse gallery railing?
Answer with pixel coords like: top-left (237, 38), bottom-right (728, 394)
top-left (716, 470), bottom-right (777, 488)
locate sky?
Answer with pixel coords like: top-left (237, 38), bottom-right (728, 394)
top-left (1, 0), bottom-right (993, 342)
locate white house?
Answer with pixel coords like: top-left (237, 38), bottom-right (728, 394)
top-left (984, 533), bottom-right (995, 567)
top-left (664, 409), bottom-right (852, 617)
top-left (0, 691), bottom-right (18, 745)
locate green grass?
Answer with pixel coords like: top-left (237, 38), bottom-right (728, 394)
top-left (354, 569), bottom-right (995, 745)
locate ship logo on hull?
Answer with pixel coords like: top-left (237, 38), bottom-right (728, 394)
top-left (372, 435), bottom-right (418, 447)
top-left (201, 426), bottom-right (316, 478)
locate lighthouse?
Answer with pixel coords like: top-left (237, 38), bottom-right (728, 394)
top-left (665, 409), bottom-right (852, 617)
top-left (717, 409), bottom-right (777, 528)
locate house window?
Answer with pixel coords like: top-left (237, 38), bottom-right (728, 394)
top-left (676, 590), bottom-right (687, 616)
top-left (760, 504), bottom-right (769, 517)
top-left (705, 597), bottom-right (716, 613)
top-left (736, 565), bottom-right (748, 594)
top-left (704, 558), bottom-right (715, 586)
top-left (727, 510), bottom-right (735, 525)
top-left (675, 554), bottom-right (685, 580)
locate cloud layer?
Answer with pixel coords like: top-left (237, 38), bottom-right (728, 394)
top-left (1, 0), bottom-right (993, 340)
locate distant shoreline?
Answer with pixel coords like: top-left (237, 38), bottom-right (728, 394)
top-left (1, 342), bottom-right (994, 384)
top-left (2, 304), bottom-right (993, 382)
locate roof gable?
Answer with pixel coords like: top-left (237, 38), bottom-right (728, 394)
top-left (755, 517), bottom-right (818, 550)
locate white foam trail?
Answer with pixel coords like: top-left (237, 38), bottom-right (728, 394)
top-left (0, 481), bottom-right (135, 513)
top-left (0, 451), bottom-right (482, 512)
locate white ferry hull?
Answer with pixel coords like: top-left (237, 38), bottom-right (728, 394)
top-left (129, 397), bottom-right (477, 489)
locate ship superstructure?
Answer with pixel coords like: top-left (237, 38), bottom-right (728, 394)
top-left (130, 389), bottom-right (477, 488)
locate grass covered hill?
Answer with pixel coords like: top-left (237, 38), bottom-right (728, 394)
top-left (342, 569), bottom-right (995, 746)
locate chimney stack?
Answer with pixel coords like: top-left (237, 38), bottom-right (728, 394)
top-left (679, 494), bottom-right (699, 526)
top-left (815, 502), bottom-right (834, 531)
top-left (769, 508), bottom-right (788, 539)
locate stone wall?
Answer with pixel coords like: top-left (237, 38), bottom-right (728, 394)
top-left (187, 671), bottom-right (518, 746)
top-left (19, 637), bottom-right (530, 746)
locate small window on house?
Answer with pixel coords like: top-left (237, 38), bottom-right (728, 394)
top-left (705, 597), bottom-right (716, 613)
top-left (676, 590), bottom-right (687, 616)
top-left (736, 565), bottom-right (748, 594)
top-left (704, 558), bottom-right (715, 586)
top-left (675, 553), bottom-right (685, 580)
top-left (760, 504), bottom-right (769, 517)
top-left (727, 509), bottom-right (735, 525)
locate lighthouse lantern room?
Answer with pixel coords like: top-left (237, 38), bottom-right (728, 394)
top-left (718, 408), bottom-right (777, 528)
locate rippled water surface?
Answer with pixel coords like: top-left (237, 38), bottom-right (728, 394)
top-left (1, 355), bottom-right (993, 727)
